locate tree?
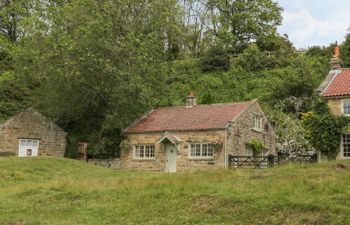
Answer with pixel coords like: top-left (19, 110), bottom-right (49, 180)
top-left (302, 98), bottom-right (350, 160)
top-left (274, 113), bottom-right (314, 159)
top-left (200, 45), bottom-right (230, 72)
top-left (342, 30), bottom-right (350, 67)
top-left (207, 0), bottom-right (282, 53)
top-left (13, 0), bottom-right (183, 158)
top-left (0, 0), bottom-right (35, 42)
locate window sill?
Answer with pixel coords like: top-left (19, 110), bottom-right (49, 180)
top-left (252, 128), bottom-right (263, 133)
top-left (132, 158), bottom-right (156, 162)
top-left (188, 157), bottom-right (214, 161)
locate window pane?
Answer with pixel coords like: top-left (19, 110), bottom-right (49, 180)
top-left (344, 101), bottom-right (350, 114)
top-left (140, 145), bottom-right (144, 157)
top-left (33, 140), bottom-right (38, 146)
top-left (20, 140), bottom-right (26, 146)
top-left (195, 144), bottom-right (201, 156)
top-left (202, 144), bottom-right (208, 156)
top-left (207, 144), bottom-right (213, 157)
top-left (190, 143), bottom-right (214, 158)
top-left (190, 144), bottom-right (196, 156)
top-left (254, 116), bottom-right (262, 130)
top-left (135, 145), bottom-right (155, 158)
top-left (26, 140), bottom-right (33, 146)
top-left (149, 145), bottom-right (155, 158)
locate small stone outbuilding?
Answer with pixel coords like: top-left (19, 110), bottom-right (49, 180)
top-left (0, 108), bottom-right (67, 157)
top-left (121, 92), bottom-right (277, 172)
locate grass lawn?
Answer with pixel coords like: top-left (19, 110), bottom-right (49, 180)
top-left (0, 157), bottom-right (350, 225)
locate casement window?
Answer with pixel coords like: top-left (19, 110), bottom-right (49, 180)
top-left (134, 144), bottom-right (155, 159)
top-left (189, 143), bottom-right (214, 158)
top-left (343, 134), bottom-right (350, 158)
top-left (343, 100), bottom-right (350, 115)
top-left (19, 139), bottom-right (38, 147)
top-left (253, 115), bottom-right (262, 131)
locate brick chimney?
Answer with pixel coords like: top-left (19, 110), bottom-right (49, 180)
top-left (186, 90), bottom-right (197, 107)
top-left (330, 43), bottom-right (343, 70)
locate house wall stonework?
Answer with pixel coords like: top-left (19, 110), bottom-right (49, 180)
top-left (121, 130), bottom-right (226, 172)
top-left (327, 99), bottom-right (343, 116)
top-left (0, 109), bottom-right (67, 157)
top-left (226, 103), bottom-right (277, 156)
top-left (326, 97), bottom-right (350, 160)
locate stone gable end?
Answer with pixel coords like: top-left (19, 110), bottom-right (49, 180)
top-left (0, 109), bottom-right (67, 157)
top-left (226, 102), bottom-right (277, 156)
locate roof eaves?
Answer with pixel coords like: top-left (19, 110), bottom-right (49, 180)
top-left (123, 109), bottom-right (155, 134)
top-left (319, 69), bottom-right (342, 96)
top-left (126, 127), bottom-right (227, 134)
top-left (226, 99), bottom-right (258, 126)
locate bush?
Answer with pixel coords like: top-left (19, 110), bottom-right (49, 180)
top-left (200, 46), bottom-right (230, 72)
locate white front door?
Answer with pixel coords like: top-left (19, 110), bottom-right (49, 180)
top-left (166, 144), bottom-right (177, 172)
top-left (18, 139), bottom-right (39, 157)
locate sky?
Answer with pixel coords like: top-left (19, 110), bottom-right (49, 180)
top-left (276, 0), bottom-right (350, 49)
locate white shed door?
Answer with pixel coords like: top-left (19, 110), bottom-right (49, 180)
top-left (18, 139), bottom-right (39, 157)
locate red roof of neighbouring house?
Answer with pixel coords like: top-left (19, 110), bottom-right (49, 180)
top-left (320, 69), bottom-right (350, 97)
top-left (125, 100), bottom-right (256, 133)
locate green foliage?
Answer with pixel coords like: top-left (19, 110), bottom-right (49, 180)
top-left (341, 31), bottom-right (350, 67)
top-left (0, 0), bottom-right (35, 42)
top-left (302, 98), bottom-right (350, 160)
top-left (208, 0), bottom-right (282, 53)
top-left (200, 46), bottom-right (230, 72)
top-left (247, 139), bottom-right (265, 156)
top-left (0, 0), bottom-right (339, 159)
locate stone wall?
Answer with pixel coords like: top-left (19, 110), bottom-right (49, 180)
top-left (121, 130), bottom-right (226, 172)
top-left (88, 158), bottom-right (120, 169)
top-left (327, 98), bottom-right (343, 115)
top-left (0, 109), bottom-right (67, 157)
top-left (326, 97), bottom-right (350, 160)
top-left (226, 102), bottom-right (277, 156)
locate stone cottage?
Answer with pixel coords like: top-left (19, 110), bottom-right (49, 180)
top-left (121, 92), bottom-right (277, 172)
top-left (0, 108), bottom-right (67, 157)
top-left (317, 45), bottom-right (350, 161)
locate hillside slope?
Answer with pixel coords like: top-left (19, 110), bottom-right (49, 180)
top-left (0, 157), bottom-right (350, 225)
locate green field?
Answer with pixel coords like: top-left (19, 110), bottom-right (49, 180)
top-left (0, 157), bottom-right (349, 225)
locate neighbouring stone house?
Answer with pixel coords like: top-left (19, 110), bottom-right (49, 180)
top-left (0, 108), bottom-right (67, 157)
top-left (317, 45), bottom-right (350, 161)
top-left (121, 92), bottom-right (277, 172)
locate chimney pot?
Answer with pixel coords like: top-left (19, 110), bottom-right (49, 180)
top-left (330, 43), bottom-right (342, 70)
top-left (186, 90), bottom-right (197, 107)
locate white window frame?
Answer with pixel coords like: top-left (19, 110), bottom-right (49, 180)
top-left (253, 115), bottom-right (263, 131)
top-left (342, 134), bottom-right (350, 158)
top-left (19, 139), bottom-right (39, 147)
top-left (189, 143), bottom-right (214, 159)
top-left (342, 99), bottom-right (350, 116)
top-left (133, 144), bottom-right (155, 160)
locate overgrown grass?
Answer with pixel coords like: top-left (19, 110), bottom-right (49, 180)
top-left (0, 157), bottom-right (350, 225)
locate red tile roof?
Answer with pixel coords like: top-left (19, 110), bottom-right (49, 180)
top-left (125, 100), bottom-right (256, 133)
top-left (322, 69), bottom-right (350, 97)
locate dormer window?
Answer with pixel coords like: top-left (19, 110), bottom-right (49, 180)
top-left (343, 100), bottom-right (350, 115)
